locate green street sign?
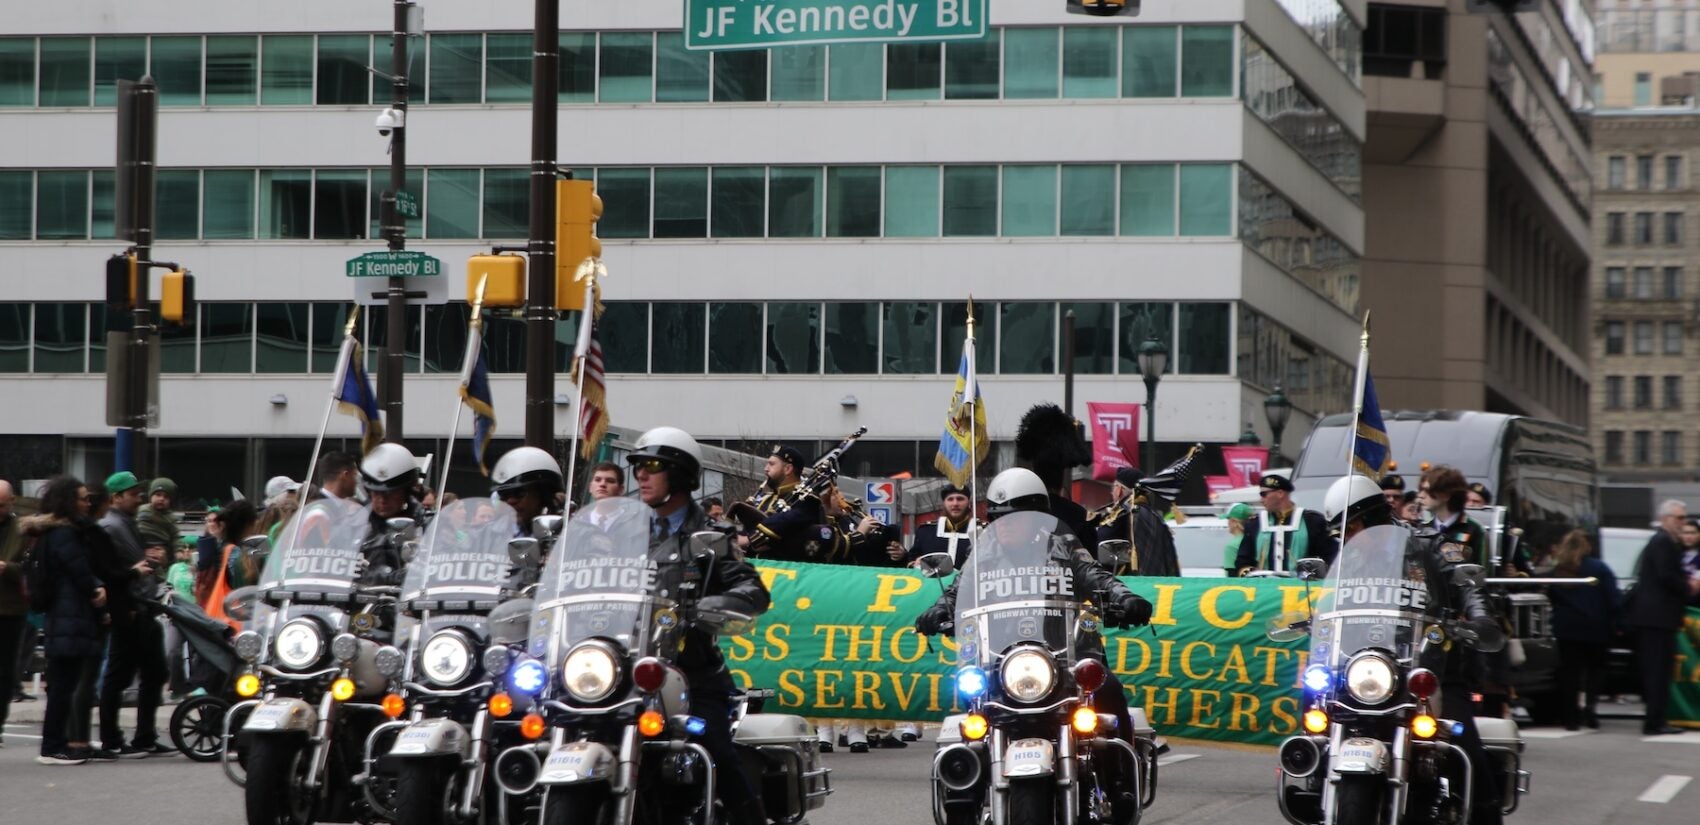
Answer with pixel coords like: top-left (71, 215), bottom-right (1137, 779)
top-left (685, 0), bottom-right (986, 50)
top-left (346, 250), bottom-right (442, 278)
top-left (395, 190), bottom-right (419, 218)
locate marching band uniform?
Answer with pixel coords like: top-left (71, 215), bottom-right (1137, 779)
top-left (1234, 474), bottom-right (1337, 574)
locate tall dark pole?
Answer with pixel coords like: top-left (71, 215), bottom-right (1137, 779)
top-left (380, 0), bottom-right (412, 444)
top-left (1142, 377), bottom-right (1156, 476)
top-left (1062, 309), bottom-right (1075, 420)
top-left (117, 78), bottom-right (157, 477)
top-left (525, 0), bottom-right (560, 447)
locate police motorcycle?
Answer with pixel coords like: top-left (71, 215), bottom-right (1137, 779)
top-left (359, 497), bottom-right (544, 825)
top-left (493, 496), bottom-right (828, 825)
top-left (221, 498), bottom-right (410, 825)
top-left (925, 507), bottom-right (1160, 825)
top-left (1266, 525), bottom-right (1528, 825)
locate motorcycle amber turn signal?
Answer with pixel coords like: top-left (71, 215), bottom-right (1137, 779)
top-left (960, 713), bottom-right (989, 741)
top-left (1302, 708), bottom-right (1329, 734)
top-left (1411, 714), bottom-right (1438, 739)
top-left (638, 710), bottom-right (666, 737)
top-left (520, 713), bottom-right (546, 740)
top-left (488, 692), bottom-right (514, 718)
top-left (1071, 707), bottom-right (1099, 735)
top-left (382, 693), bottom-right (406, 718)
top-left (235, 673), bottom-right (261, 698)
top-left (331, 678), bottom-right (357, 702)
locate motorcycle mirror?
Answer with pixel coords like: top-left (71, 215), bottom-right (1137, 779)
top-left (1452, 564), bottom-right (1486, 588)
top-left (224, 585), bottom-right (259, 623)
top-left (507, 537), bottom-right (542, 568)
top-left (914, 552), bottom-right (954, 579)
top-left (239, 534), bottom-right (270, 553)
top-left (1295, 558), bottom-right (1329, 581)
top-left (399, 539), bottom-right (420, 564)
top-left (386, 517), bottom-right (419, 540)
top-left (1468, 617), bottom-right (1506, 653)
top-left (1097, 539), bottom-right (1132, 570)
top-left (689, 531), bottom-right (730, 565)
top-left (1264, 610), bottom-right (1312, 643)
top-left (531, 514), bottom-right (564, 540)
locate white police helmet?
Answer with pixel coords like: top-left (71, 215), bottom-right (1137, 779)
top-left (627, 426), bottom-right (703, 492)
top-left (1324, 474), bottom-right (1388, 528)
top-left (360, 443), bottom-right (421, 493)
top-left (986, 467), bottom-right (1049, 519)
top-left (491, 446), bottom-right (564, 498)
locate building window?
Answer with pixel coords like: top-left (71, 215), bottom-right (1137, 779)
top-left (1666, 212), bottom-right (1684, 245)
top-left (1604, 267), bottom-right (1625, 298)
top-left (1668, 156), bottom-right (1684, 190)
top-left (655, 32), bottom-right (710, 102)
top-left (826, 166), bottom-right (882, 237)
top-left (425, 168), bottom-right (480, 239)
top-left (33, 303), bottom-right (86, 373)
top-left (1364, 3), bottom-right (1445, 79)
top-left (599, 302), bottom-right (648, 373)
top-left (36, 170), bottom-right (88, 240)
top-left (828, 43), bottom-right (881, 101)
top-left (599, 32), bottom-right (653, 103)
top-left (1179, 302), bottom-right (1232, 374)
top-left (1181, 26), bottom-right (1234, 96)
top-left (652, 167), bottom-right (707, 238)
top-left (1635, 72), bottom-right (1652, 106)
top-left (883, 166), bottom-right (938, 238)
top-left (710, 166), bottom-right (764, 238)
top-left (1062, 26), bottom-right (1117, 99)
top-left (484, 33), bottom-right (532, 103)
top-left (1634, 375), bottom-right (1653, 409)
top-left (713, 49), bottom-right (767, 102)
top-left (824, 303), bottom-right (879, 374)
top-left (94, 38), bottom-right (146, 107)
top-left (1061, 165), bottom-right (1116, 236)
top-left (1604, 431), bottom-right (1624, 465)
top-left (942, 165), bottom-right (997, 237)
top-left (1665, 267), bottom-right (1684, 299)
top-left (596, 168), bottom-right (650, 239)
top-left (650, 302), bottom-right (706, 374)
top-left (201, 303), bottom-right (254, 373)
top-left (999, 302), bottom-right (1055, 374)
top-left (882, 302), bottom-right (938, 374)
top-left (0, 39), bottom-right (35, 107)
top-left (40, 38), bottom-right (92, 107)
top-left (0, 303), bottom-right (29, 373)
top-left (1635, 212), bottom-right (1654, 244)
top-left (769, 167), bottom-right (822, 238)
top-left (256, 302), bottom-right (311, 373)
top-left (559, 32), bottom-right (596, 102)
top-left (1662, 431), bottom-right (1682, 466)
top-left (1665, 321), bottom-right (1684, 355)
top-left (206, 36), bottom-right (259, 106)
top-left (0, 171), bottom-right (28, 239)
top-left (944, 35), bottom-right (997, 101)
top-left (316, 34), bottom-right (370, 105)
top-left (1607, 156), bottom-right (1626, 190)
top-left (1607, 212), bottom-right (1624, 245)
top-left (1001, 165), bottom-right (1058, 237)
top-left (1634, 266), bottom-right (1655, 299)
top-left (1634, 321), bottom-right (1654, 354)
top-left (886, 43), bottom-right (941, 101)
top-left (1605, 321), bottom-right (1625, 355)
top-left (1121, 26), bottom-right (1173, 97)
top-left (766, 302), bottom-right (821, 374)
top-left (1064, 301), bottom-right (1115, 374)
top-left (1638, 155), bottom-right (1655, 190)
top-left (1665, 375), bottom-right (1682, 410)
top-left (708, 302), bottom-right (762, 374)
top-left (1179, 163), bottom-right (1232, 235)
top-left (1119, 302), bottom-right (1174, 375)
top-left (1605, 375), bottom-right (1624, 409)
top-left (1634, 430), bottom-right (1652, 465)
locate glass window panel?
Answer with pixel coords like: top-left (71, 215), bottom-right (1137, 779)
top-left (0, 304), bottom-right (30, 372)
top-left (93, 37), bottom-right (144, 107)
top-left (653, 167), bottom-right (708, 238)
top-left (1118, 302), bottom-right (1174, 374)
top-left (1061, 302), bottom-right (1113, 375)
top-left (200, 303), bottom-right (254, 373)
top-left (769, 167), bottom-right (822, 238)
top-left (256, 302), bottom-right (310, 373)
top-left (886, 43), bottom-right (941, 100)
top-left (367, 166), bottom-right (424, 240)
top-left (713, 49), bottom-right (767, 102)
top-left (1123, 26), bottom-right (1176, 97)
top-left (205, 36), bottom-right (258, 105)
top-left (656, 32), bottom-right (709, 102)
top-left (599, 32), bottom-right (653, 103)
top-left (599, 303), bottom-right (649, 373)
top-left (1179, 163), bottom-right (1231, 235)
top-left (0, 39), bottom-right (35, 107)
top-left (259, 169), bottom-right (312, 239)
top-left (651, 302), bottom-right (706, 373)
top-left (369, 35), bottom-right (426, 104)
top-left (36, 170), bottom-right (88, 240)
top-left (151, 36), bottom-right (203, 106)
top-left (40, 38), bottom-right (91, 107)
top-left (1181, 26), bottom-right (1233, 97)
top-left (771, 45), bottom-right (824, 101)
top-left (428, 33), bottom-right (482, 103)
top-left (314, 169), bottom-right (368, 240)
top-left (1002, 165), bottom-right (1057, 237)
top-left (1060, 165), bottom-right (1115, 236)
top-left (0, 171), bottom-right (30, 239)
top-left (945, 32), bottom-right (999, 100)
top-left (363, 304), bottom-right (422, 373)
top-left (421, 302), bottom-right (469, 374)
top-left (596, 168), bottom-right (651, 239)
top-left (826, 166), bottom-right (881, 237)
top-left (309, 303), bottom-right (346, 373)
top-left (159, 308), bottom-right (196, 373)
top-left (261, 35), bottom-right (313, 105)
top-left (709, 302), bottom-right (762, 373)
top-left (201, 170), bottom-right (254, 239)
top-left (90, 170), bottom-right (113, 240)
top-left (1063, 27), bottom-right (1117, 99)
top-left (425, 168), bottom-right (480, 239)
top-left (560, 33), bottom-right (596, 102)
top-left (825, 303), bottom-right (878, 375)
top-left (882, 301), bottom-right (937, 374)
top-left (317, 34), bottom-right (370, 105)
top-left (999, 302), bottom-right (1054, 374)
top-left (90, 303), bottom-right (111, 370)
top-left (1004, 28), bottom-right (1058, 99)
top-left (829, 43), bottom-right (882, 101)
top-left (156, 170), bottom-right (200, 240)
top-left (941, 302), bottom-right (995, 372)
top-left (485, 33), bottom-right (531, 103)
top-left (33, 303), bottom-right (85, 373)
top-left (1120, 164), bottom-right (1174, 236)
top-left (482, 168), bottom-right (528, 239)
top-left (766, 302), bottom-right (821, 374)
top-left (476, 313), bottom-right (524, 373)
top-left (1177, 302), bottom-right (1229, 373)
top-left (711, 166), bottom-right (764, 238)
top-left (943, 165), bottom-right (997, 237)
top-left (885, 165), bottom-right (940, 238)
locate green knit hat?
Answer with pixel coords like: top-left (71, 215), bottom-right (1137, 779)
top-left (149, 477), bottom-right (177, 496)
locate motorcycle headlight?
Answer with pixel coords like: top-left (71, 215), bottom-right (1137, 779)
top-left (1000, 648), bottom-right (1056, 703)
top-left (482, 646), bottom-right (511, 678)
top-left (233, 630), bottom-right (264, 663)
top-left (274, 619), bottom-right (326, 670)
top-left (374, 645), bottom-right (405, 679)
top-left (562, 643), bottom-right (620, 703)
top-left (331, 633), bottom-right (360, 664)
top-left (421, 631), bottom-right (476, 687)
top-left (1345, 653), bottom-right (1397, 705)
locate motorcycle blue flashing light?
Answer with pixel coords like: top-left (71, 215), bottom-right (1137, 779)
top-left (685, 716), bottom-right (708, 736)
top-left (509, 658), bottom-right (548, 695)
top-left (1451, 721), bottom-right (1466, 737)
top-left (956, 666), bottom-right (988, 698)
top-left (1303, 665), bottom-right (1331, 693)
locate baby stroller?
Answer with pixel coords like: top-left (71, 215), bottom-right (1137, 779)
top-left (151, 587), bottom-right (240, 762)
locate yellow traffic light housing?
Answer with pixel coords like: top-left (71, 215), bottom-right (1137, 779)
top-left (556, 179), bottom-right (602, 312)
top-left (105, 253), bottom-right (138, 309)
top-left (469, 254), bottom-right (527, 308)
top-left (160, 269), bottom-right (195, 325)
top-left (1067, 0), bottom-right (1140, 16)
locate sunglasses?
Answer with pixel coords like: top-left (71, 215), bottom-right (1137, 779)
top-left (631, 459), bottom-right (668, 475)
top-left (498, 489), bottom-right (527, 501)
top-left (1259, 490), bottom-right (1279, 497)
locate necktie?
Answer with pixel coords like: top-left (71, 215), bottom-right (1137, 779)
top-left (653, 518), bottom-right (672, 542)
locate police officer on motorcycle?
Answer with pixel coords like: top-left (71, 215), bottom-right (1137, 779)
top-left (491, 446), bottom-right (566, 534)
top-left (625, 426), bottom-right (773, 825)
top-left (1325, 474), bottom-right (1505, 825)
top-left (359, 442), bottom-right (425, 586)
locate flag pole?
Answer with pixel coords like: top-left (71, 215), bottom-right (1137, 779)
top-left (283, 307), bottom-right (359, 559)
top-left (966, 295), bottom-right (978, 528)
top-left (435, 276), bottom-right (488, 514)
top-left (1342, 310), bottom-right (1371, 540)
top-left (563, 262), bottom-right (600, 511)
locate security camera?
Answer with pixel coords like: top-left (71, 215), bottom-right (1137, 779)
top-left (375, 108), bottom-right (405, 137)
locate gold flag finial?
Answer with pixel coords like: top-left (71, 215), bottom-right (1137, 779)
top-left (344, 304), bottom-right (359, 337)
top-left (966, 294), bottom-right (976, 336)
top-left (470, 274), bottom-right (489, 326)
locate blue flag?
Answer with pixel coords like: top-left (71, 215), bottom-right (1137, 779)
top-left (334, 338), bottom-right (384, 455)
top-left (461, 347), bottom-right (496, 476)
top-left (1352, 372), bottom-right (1391, 478)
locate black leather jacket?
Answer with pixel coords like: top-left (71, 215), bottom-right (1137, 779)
top-left (651, 501), bottom-right (771, 677)
top-left (361, 500), bottom-right (426, 587)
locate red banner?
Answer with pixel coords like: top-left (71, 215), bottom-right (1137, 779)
top-left (1204, 475), bottom-right (1235, 497)
top-left (1086, 402), bottom-right (1141, 481)
top-left (1220, 445), bottom-right (1270, 488)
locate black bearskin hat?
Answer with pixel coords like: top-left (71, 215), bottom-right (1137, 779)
top-left (1015, 403), bottom-right (1090, 492)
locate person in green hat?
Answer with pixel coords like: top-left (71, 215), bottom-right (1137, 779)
top-left (1223, 503), bottom-right (1254, 576)
top-left (137, 477), bottom-right (180, 553)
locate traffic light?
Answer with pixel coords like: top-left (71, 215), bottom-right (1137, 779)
top-left (160, 269), bottom-right (195, 325)
top-left (555, 179), bottom-right (602, 312)
top-left (1066, 0), bottom-right (1140, 16)
top-left (469, 254), bottom-right (526, 309)
top-left (105, 253), bottom-right (137, 310)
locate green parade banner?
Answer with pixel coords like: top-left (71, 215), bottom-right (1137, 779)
top-left (720, 561), bottom-right (1325, 747)
top-left (1673, 608), bottom-right (1700, 729)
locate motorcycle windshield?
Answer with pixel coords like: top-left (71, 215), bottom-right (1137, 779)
top-left (955, 511), bottom-right (1078, 665)
top-left (1312, 524), bottom-right (1440, 668)
top-left (401, 498), bottom-right (516, 608)
top-left (530, 497), bottom-right (669, 663)
top-left (259, 498), bottom-right (371, 604)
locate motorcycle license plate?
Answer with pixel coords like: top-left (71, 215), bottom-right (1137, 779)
top-left (1003, 739), bottom-right (1055, 778)
top-left (392, 727), bottom-right (435, 755)
top-left (540, 747), bottom-right (606, 783)
top-left (244, 702), bottom-right (293, 732)
top-left (1335, 737), bottom-right (1386, 774)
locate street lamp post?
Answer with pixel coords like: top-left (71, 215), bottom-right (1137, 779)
top-left (1264, 386), bottom-right (1292, 468)
top-left (1238, 422), bottom-right (1262, 446)
top-left (1136, 335), bottom-right (1168, 473)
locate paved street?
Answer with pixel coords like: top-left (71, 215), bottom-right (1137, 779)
top-left (3, 700), bottom-right (1696, 825)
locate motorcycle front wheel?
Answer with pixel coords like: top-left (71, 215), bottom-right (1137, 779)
top-left (543, 784), bottom-right (608, 825)
top-left (1333, 775), bottom-right (1385, 825)
top-left (1006, 779), bottom-right (1056, 825)
top-left (393, 759), bottom-right (457, 825)
top-left (245, 736), bottom-right (315, 825)
top-left (170, 695), bottom-right (229, 762)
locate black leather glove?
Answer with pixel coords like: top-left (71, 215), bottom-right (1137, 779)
top-left (1117, 594), bottom-right (1153, 628)
top-left (698, 594), bottom-right (756, 616)
top-left (915, 606), bottom-right (949, 636)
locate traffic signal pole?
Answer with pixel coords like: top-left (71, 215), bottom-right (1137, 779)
top-left (116, 78), bottom-right (157, 476)
top-left (524, 0), bottom-right (560, 448)
top-left (381, 0), bottom-right (413, 444)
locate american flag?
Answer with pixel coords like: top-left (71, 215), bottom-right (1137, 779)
top-left (571, 330), bottom-right (609, 461)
